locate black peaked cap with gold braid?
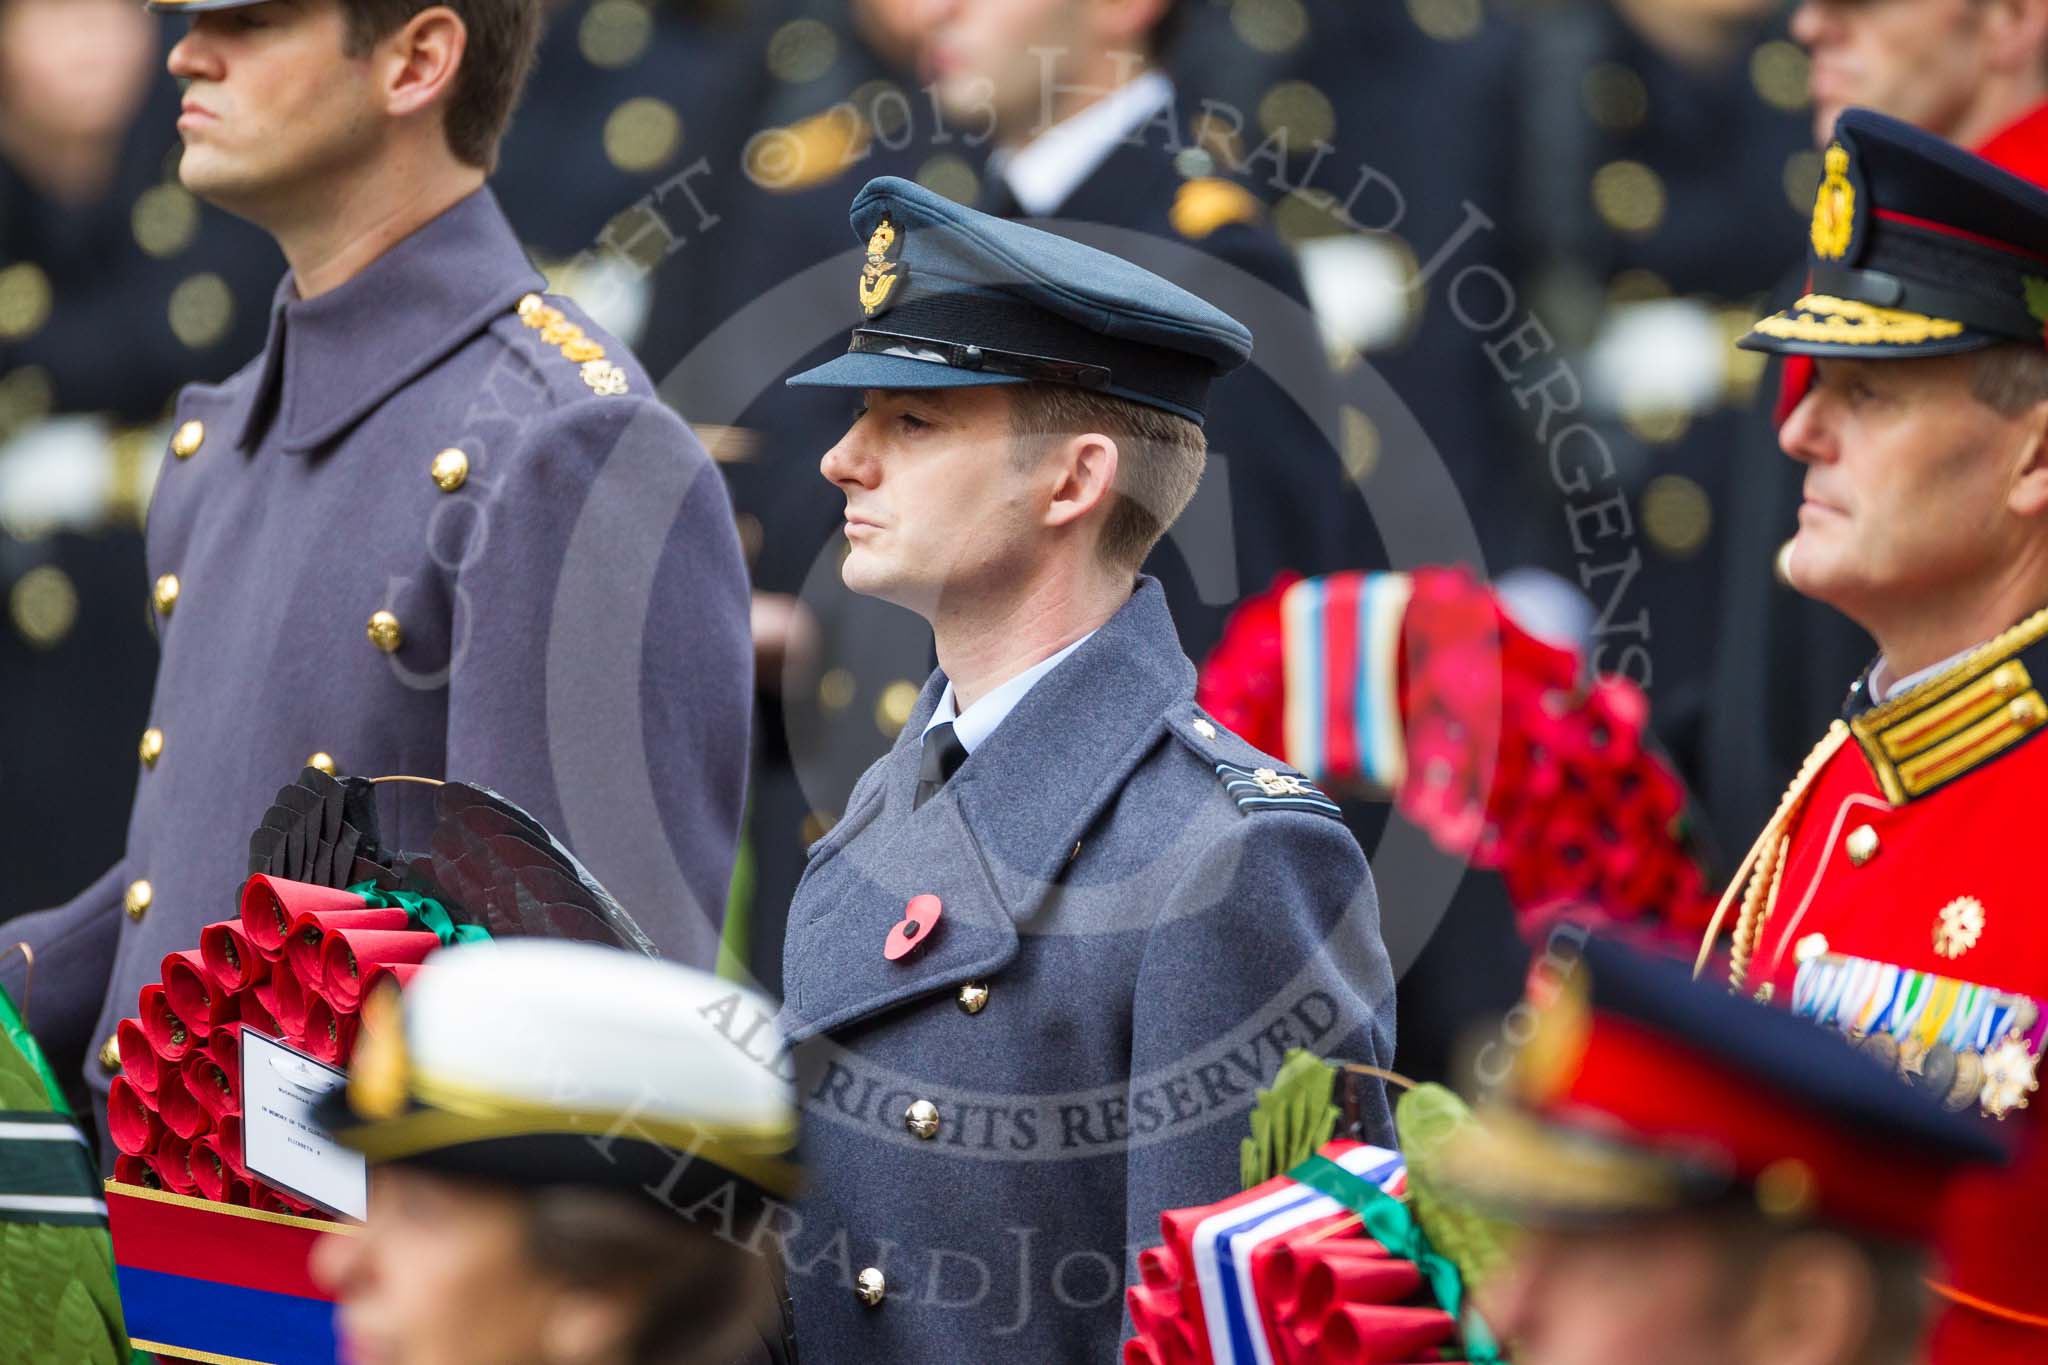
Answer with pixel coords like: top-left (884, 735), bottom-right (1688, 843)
top-left (1741, 108), bottom-right (2048, 360)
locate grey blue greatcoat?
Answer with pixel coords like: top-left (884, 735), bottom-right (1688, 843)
top-left (1, 189), bottom-right (752, 1148)
top-left (769, 576), bottom-right (1396, 1362)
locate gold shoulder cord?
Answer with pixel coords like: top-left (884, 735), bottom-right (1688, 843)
top-left (1693, 721), bottom-right (1852, 991)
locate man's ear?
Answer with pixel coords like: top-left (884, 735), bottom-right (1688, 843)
top-left (2005, 398), bottom-right (2048, 520)
top-left (1043, 431), bottom-right (1120, 533)
top-left (1731, 1232), bottom-right (1874, 1365)
top-left (377, 5), bottom-right (467, 125)
top-left (539, 1286), bottom-right (639, 1365)
top-left (1980, 0), bottom-right (2048, 76)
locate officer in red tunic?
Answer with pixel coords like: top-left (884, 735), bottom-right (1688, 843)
top-left (1699, 108), bottom-right (2048, 1360)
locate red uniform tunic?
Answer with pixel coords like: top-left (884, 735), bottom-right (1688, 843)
top-left (1977, 99), bottom-right (2048, 186)
top-left (1726, 609), bottom-right (2048, 1360)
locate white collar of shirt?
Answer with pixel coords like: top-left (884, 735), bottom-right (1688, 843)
top-left (923, 633), bottom-right (1094, 755)
top-left (993, 69), bottom-right (1175, 217)
top-left (1869, 645), bottom-right (1977, 703)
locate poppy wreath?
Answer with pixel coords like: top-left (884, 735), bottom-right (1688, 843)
top-left (1196, 568), bottom-right (1715, 938)
top-left (107, 875), bottom-right (447, 1215)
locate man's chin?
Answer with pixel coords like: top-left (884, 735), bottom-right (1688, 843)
top-left (1782, 534), bottom-right (1859, 611)
top-left (177, 153), bottom-right (259, 210)
top-left (838, 554), bottom-right (898, 604)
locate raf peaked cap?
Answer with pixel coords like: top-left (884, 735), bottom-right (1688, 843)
top-left (1742, 107), bottom-right (2048, 359)
top-left (787, 175), bottom-right (1253, 425)
top-left (1437, 937), bottom-right (2005, 1243)
top-left (315, 940), bottom-right (797, 1208)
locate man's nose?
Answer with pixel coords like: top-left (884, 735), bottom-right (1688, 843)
top-left (308, 1227), bottom-right (367, 1296)
top-left (168, 26), bottom-right (220, 82)
top-left (1789, 0), bottom-right (1832, 50)
top-left (1779, 387), bottom-right (1835, 466)
top-left (821, 426), bottom-right (876, 488)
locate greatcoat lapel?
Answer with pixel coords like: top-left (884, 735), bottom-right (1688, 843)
top-left (780, 579), bottom-right (1191, 1042)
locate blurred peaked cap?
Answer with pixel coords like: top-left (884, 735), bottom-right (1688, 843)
top-left (1436, 936), bottom-right (2007, 1243)
top-left (316, 940), bottom-right (798, 1206)
top-left (787, 175), bottom-right (1253, 425)
top-left (1742, 107), bottom-right (2048, 360)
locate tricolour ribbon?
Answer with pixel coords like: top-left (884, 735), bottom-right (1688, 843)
top-left (1286, 1152), bottom-right (1504, 1365)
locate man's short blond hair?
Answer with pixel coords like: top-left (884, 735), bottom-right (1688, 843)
top-left (1972, 342), bottom-right (2048, 416)
top-left (1005, 384), bottom-right (1207, 571)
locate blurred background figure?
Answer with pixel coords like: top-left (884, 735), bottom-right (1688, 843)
top-left (313, 941), bottom-right (798, 1365)
top-left (1445, 937), bottom-right (2007, 1365)
top-left (491, 0), bottom-right (760, 347)
top-left (1704, 0), bottom-right (2048, 845)
top-left (1171, 0), bottom-right (1545, 577)
top-left (878, 0), bottom-right (1368, 667)
top-left (635, 0), bottom-right (947, 989)
top-left (0, 0), bottom-right (280, 921)
top-left (1491, 0), bottom-right (1810, 810)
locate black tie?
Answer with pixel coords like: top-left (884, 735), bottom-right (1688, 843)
top-left (914, 722), bottom-right (969, 810)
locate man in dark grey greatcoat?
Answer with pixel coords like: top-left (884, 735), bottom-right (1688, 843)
top-left (1, 0), bottom-right (751, 1153)
top-left (763, 174), bottom-right (1396, 1362)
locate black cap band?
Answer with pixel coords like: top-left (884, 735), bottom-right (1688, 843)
top-left (872, 288), bottom-right (1217, 418)
top-left (1809, 263), bottom-right (2039, 345)
top-left (849, 330), bottom-right (1112, 389)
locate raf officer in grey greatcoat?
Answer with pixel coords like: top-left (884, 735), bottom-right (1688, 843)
top-left (0, 0), bottom-right (750, 1149)
top-left (760, 176), bottom-right (1396, 1362)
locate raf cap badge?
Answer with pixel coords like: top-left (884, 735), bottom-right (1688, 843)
top-left (859, 215), bottom-right (906, 317)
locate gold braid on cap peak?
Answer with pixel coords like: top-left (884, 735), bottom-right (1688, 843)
top-left (1694, 721), bottom-right (1852, 993)
top-left (1751, 295), bottom-right (1966, 347)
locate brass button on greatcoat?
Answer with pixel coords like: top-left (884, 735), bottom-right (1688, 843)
top-left (904, 1099), bottom-right (941, 1140)
top-left (366, 610), bottom-right (403, 653)
top-left (152, 574), bottom-right (180, 616)
top-left (124, 880), bottom-right (153, 922)
top-left (171, 420), bottom-right (204, 460)
top-left (855, 1267), bottom-right (886, 1307)
top-left (99, 1035), bottom-right (122, 1072)
top-left (1845, 825), bottom-right (1878, 866)
top-left (307, 751), bottom-right (337, 776)
top-left (430, 447), bottom-right (469, 492)
top-left (139, 727), bottom-right (164, 769)
top-left (956, 981), bottom-right (990, 1015)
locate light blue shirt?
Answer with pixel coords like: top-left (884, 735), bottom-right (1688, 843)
top-left (921, 634), bottom-right (1095, 755)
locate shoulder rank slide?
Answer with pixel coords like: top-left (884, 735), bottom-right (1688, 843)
top-left (517, 293), bottom-right (629, 396)
top-left (1215, 762), bottom-right (1342, 818)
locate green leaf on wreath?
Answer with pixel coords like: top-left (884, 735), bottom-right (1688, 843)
top-left (1241, 1049), bottom-right (1339, 1189)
